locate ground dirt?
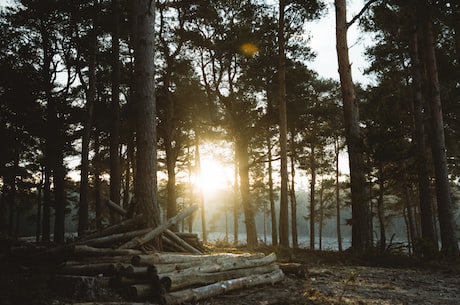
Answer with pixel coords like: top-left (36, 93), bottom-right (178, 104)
top-left (187, 247), bottom-right (460, 305)
top-left (1, 243), bottom-right (459, 305)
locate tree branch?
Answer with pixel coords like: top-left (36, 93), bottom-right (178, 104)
top-left (346, 0), bottom-right (379, 28)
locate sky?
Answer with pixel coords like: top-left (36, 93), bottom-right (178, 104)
top-left (306, 0), bottom-right (374, 85)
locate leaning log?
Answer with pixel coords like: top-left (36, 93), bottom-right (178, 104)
top-left (105, 199), bottom-right (127, 216)
top-left (118, 205), bottom-right (198, 250)
top-left (163, 269), bottom-right (284, 305)
top-left (164, 229), bottom-right (202, 254)
top-left (77, 214), bottom-right (145, 242)
top-left (83, 227), bottom-right (152, 247)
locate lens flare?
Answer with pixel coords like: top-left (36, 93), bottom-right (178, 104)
top-left (240, 43), bottom-right (259, 56)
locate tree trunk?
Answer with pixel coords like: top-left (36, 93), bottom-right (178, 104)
top-left (233, 145), bottom-right (239, 245)
top-left (195, 143), bottom-right (207, 243)
top-left (334, 138), bottom-right (343, 251)
top-left (278, 0), bottom-right (289, 248)
top-left (110, 0), bottom-right (122, 224)
top-left (267, 132), bottom-right (278, 246)
top-left (403, 178), bottom-right (418, 254)
top-left (94, 126), bottom-right (102, 229)
top-left (309, 145), bottom-right (316, 250)
top-left (377, 163), bottom-right (386, 253)
top-left (132, 0), bottom-right (161, 236)
top-left (236, 137), bottom-right (258, 248)
top-left (319, 181), bottom-right (324, 250)
top-left (53, 152), bottom-right (66, 244)
top-left (407, 1), bottom-right (437, 255)
top-left (420, 1), bottom-right (459, 257)
top-left (79, 1), bottom-right (98, 235)
top-left (335, 0), bottom-right (371, 253)
top-left (289, 131), bottom-right (298, 248)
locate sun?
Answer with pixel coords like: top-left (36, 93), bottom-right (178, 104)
top-left (196, 158), bottom-right (233, 195)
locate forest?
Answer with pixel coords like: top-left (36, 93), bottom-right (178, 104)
top-left (0, 0), bottom-right (459, 261)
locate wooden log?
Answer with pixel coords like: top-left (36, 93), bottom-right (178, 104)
top-left (277, 262), bottom-right (307, 278)
top-left (58, 263), bottom-right (115, 276)
top-left (77, 214), bottom-right (145, 242)
top-left (105, 199), bottom-right (127, 216)
top-left (118, 205), bottom-right (198, 250)
top-left (150, 252), bottom-right (277, 277)
top-left (61, 255), bottom-right (132, 265)
top-left (120, 265), bottom-right (149, 276)
top-left (132, 252), bottom-right (264, 266)
top-left (83, 227), bottom-right (152, 247)
top-left (74, 245), bottom-right (143, 257)
top-left (147, 261), bottom-right (203, 274)
top-left (162, 235), bottom-right (187, 253)
top-left (109, 275), bottom-right (149, 288)
top-left (164, 229), bottom-right (202, 254)
top-left (164, 264), bottom-right (279, 291)
top-left (163, 269), bottom-right (284, 305)
top-left (175, 232), bottom-right (198, 239)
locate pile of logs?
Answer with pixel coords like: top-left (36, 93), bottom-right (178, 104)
top-left (54, 247), bottom-right (283, 304)
top-left (30, 203), bottom-right (284, 304)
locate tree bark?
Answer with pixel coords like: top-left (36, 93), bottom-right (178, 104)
top-left (406, 1), bottom-right (437, 255)
top-left (79, 1), bottom-right (98, 234)
top-left (278, 0), bottom-right (289, 248)
top-left (132, 0), bottom-right (161, 236)
top-left (110, 0), bottom-right (122, 224)
top-left (309, 145), bottom-right (316, 250)
top-left (236, 137), bottom-right (258, 248)
top-left (267, 132), bottom-right (278, 246)
top-left (335, 0), bottom-right (371, 253)
top-left (420, 1), bottom-right (459, 257)
top-left (289, 131), bottom-right (298, 248)
top-left (334, 138), bottom-right (343, 252)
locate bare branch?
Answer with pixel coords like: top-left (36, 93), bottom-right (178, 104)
top-left (346, 0), bottom-right (379, 29)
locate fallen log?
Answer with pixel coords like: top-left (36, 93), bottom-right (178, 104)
top-left (163, 269), bottom-right (284, 305)
top-left (149, 252), bottom-right (277, 276)
top-left (58, 263), bottom-right (116, 276)
top-left (164, 229), bottom-right (202, 254)
top-left (132, 252), bottom-right (264, 266)
top-left (83, 227), bottom-right (152, 247)
top-left (62, 255), bottom-right (132, 265)
top-left (162, 235), bottom-right (187, 253)
top-left (118, 205), bottom-right (198, 250)
top-left (163, 263), bottom-right (279, 291)
top-left (77, 214), bottom-right (145, 242)
top-left (74, 245), bottom-right (143, 257)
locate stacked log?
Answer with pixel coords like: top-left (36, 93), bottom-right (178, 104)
top-left (55, 249), bottom-right (284, 304)
top-left (10, 205), bottom-right (285, 304)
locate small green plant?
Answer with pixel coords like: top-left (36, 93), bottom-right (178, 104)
top-left (338, 270), bottom-right (358, 302)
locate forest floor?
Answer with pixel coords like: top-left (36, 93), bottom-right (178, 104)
top-left (1, 241), bottom-right (460, 305)
top-left (186, 245), bottom-right (460, 305)
top-left (191, 246), bottom-right (460, 305)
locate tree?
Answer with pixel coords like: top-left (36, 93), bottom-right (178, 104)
top-left (419, 0), bottom-right (459, 257)
top-left (132, 0), bottom-right (161, 236)
top-left (110, 0), bottom-right (122, 223)
top-left (335, 0), bottom-right (374, 253)
top-left (278, 0), bottom-right (289, 248)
